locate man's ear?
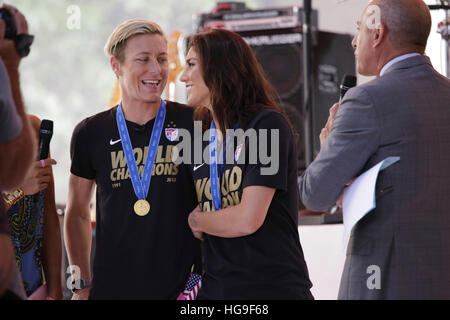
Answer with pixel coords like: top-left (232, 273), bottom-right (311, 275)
top-left (373, 23), bottom-right (386, 48)
top-left (111, 56), bottom-right (121, 78)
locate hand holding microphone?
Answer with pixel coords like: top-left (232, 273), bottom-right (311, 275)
top-left (31, 119), bottom-right (54, 201)
top-left (319, 74), bottom-right (357, 148)
top-left (4, 119), bottom-right (56, 207)
top-left (320, 103), bottom-right (340, 148)
top-left (21, 158), bottom-right (56, 196)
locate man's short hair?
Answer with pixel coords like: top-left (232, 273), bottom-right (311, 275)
top-left (104, 19), bottom-right (165, 62)
top-left (376, 0), bottom-right (431, 49)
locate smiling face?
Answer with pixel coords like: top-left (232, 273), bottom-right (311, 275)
top-left (180, 47), bottom-right (211, 110)
top-left (111, 33), bottom-right (168, 105)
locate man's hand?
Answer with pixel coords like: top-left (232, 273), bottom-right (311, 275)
top-left (336, 178), bottom-right (356, 208)
top-left (320, 103), bottom-right (339, 148)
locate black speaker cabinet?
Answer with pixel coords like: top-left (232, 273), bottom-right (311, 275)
top-left (239, 28), bottom-right (306, 169)
top-left (238, 29), bottom-right (355, 170)
top-left (311, 31), bottom-right (356, 157)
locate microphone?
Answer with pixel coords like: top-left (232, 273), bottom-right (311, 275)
top-left (339, 74), bottom-right (357, 102)
top-left (33, 120), bottom-right (53, 202)
top-left (38, 120), bottom-right (53, 160)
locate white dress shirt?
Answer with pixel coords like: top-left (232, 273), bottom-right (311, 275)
top-left (380, 53), bottom-right (421, 77)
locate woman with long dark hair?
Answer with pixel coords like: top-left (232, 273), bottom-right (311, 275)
top-left (180, 28), bottom-right (313, 300)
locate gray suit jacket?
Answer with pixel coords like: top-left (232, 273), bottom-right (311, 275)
top-left (299, 55), bottom-right (450, 299)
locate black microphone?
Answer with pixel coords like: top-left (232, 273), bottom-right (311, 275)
top-left (38, 120), bottom-right (53, 160)
top-left (339, 74), bottom-right (357, 102)
top-left (33, 120), bottom-right (53, 202)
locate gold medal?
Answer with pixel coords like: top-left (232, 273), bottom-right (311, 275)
top-left (134, 199), bottom-right (150, 216)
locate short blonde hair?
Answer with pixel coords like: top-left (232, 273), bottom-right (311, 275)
top-left (104, 19), bottom-right (165, 62)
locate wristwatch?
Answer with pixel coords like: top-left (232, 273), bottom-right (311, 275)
top-left (71, 278), bottom-right (91, 293)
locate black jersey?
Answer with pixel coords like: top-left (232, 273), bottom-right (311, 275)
top-left (70, 101), bottom-right (199, 299)
top-left (193, 108), bottom-right (313, 300)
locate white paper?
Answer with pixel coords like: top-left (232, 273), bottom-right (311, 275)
top-left (342, 156), bottom-right (400, 251)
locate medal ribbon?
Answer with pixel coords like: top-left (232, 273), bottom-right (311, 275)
top-left (210, 121), bottom-right (238, 211)
top-left (116, 99), bottom-right (166, 201)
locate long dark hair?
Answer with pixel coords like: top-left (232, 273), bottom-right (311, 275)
top-left (188, 28), bottom-right (279, 134)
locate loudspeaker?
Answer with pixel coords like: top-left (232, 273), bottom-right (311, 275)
top-left (241, 30), bottom-right (355, 168)
top-left (239, 28), bottom-right (306, 169)
top-left (311, 31), bottom-right (356, 157)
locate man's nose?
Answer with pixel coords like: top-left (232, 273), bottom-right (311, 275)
top-left (351, 34), bottom-right (357, 48)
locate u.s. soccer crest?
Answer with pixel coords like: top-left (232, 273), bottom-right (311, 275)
top-left (165, 128), bottom-right (179, 141)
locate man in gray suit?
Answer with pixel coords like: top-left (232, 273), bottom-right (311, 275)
top-left (299, 0), bottom-right (450, 299)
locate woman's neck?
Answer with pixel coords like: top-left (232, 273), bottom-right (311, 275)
top-left (121, 97), bottom-right (160, 125)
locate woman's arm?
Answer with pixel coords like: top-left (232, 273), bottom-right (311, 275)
top-left (64, 174), bottom-right (95, 300)
top-left (27, 115), bottom-right (62, 299)
top-left (41, 156), bottom-right (63, 299)
top-left (188, 185), bottom-right (275, 238)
